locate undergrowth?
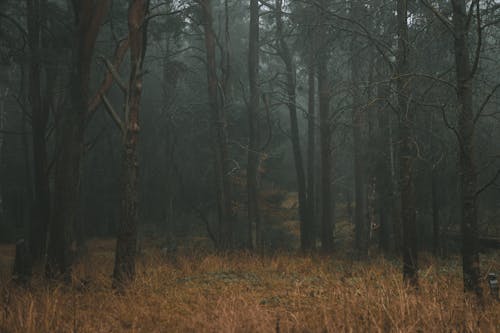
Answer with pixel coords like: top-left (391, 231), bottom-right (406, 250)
top-left (0, 239), bottom-right (499, 332)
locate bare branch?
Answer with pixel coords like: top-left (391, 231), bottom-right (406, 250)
top-left (470, 0), bottom-right (482, 78)
top-left (100, 56), bottom-right (128, 93)
top-left (474, 82), bottom-right (500, 123)
top-left (260, 92), bottom-right (273, 151)
top-left (88, 37), bottom-right (130, 117)
top-left (420, 0), bottom-right (454, 34)
top-left (476, 168), bottom-right (500, 197)
top-left (101, 94), bottom-right (124, 134)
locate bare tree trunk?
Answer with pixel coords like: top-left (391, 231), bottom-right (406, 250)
top-left (316, 0), bottom-right (334, 252)
top-left (306, 60), bottom-right (316, 251)
top-left (27, 0), bottom-right (50, 262)
top-left (431, 169), bottom-right (440, 256)
top-left (375, 79), bottom-right (393, 253)
top-left (390, 115), bottom-right (402, 253)
top-left (221, 0), bottom-right (231, 99)
top-left (396, 0), bottom-right (417, 287)
top-left (200, 0), bottom-right (234, 250)
top-left (275, 0), bottom-right (309, 251)
top-left (318, 42), bottom-right (333, 253)
top-left (112, 0), bottom-right (148, 286)
top-left (20, 65), bottom-right (35, 236)
top-left (46, 0), bottom-right (110, 279)
top-left (247, 0), bottom-right (260, 250)
top-left (0, 86), bottom-right (5, 221)
top-left (319, 64), bottom-right (333, 252)
top-left (350, 0), bottom-right (368, 257)
top-left (451, 0), bottom-right (481, 296)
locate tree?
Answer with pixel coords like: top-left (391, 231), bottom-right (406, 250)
top-left (317, 0), bottom-right (334, 253)
top-left (247, 0), bottom-right (261, 249)
top-left (396, 0), bottom-right (418, 287)
top-left (46, 0), bottom-right (111, 279)
top-left (306, 39), bottom-right (316, 251)
top-left (451, 0), bottom-right (481, 296)
top-left (275, 0), bottom-right (310, 251)
top-left (27, 0), bottom-right (50, 263)
top-left (112, 0), bottom-right (149, 286)
top-left (350, 0), bottom-right (369, 257)
top-left (200, 0), bottom-right (234, 250)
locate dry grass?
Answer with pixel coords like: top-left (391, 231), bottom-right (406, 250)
top-left (0, 239), bottom-right (499, 333)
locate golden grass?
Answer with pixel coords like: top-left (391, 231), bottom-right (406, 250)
top-left (0, 239), bottom-right (499, 333)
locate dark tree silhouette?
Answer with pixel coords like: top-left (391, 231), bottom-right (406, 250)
top-left (46, 0), bottom-right (111, 279)
top-left (247, 0), bottom-right (261, 249)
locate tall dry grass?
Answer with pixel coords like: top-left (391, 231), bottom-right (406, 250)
top-left (0, 239), bottom-right (499, 332)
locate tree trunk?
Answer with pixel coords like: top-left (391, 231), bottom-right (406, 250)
top-left (247, 0), bottom-right (260, 250)
top-left (27, 0), bottom-right (50, 262)
top-left (306, 60), bottom-right (316, 251)
top-left (317, 9), bottom-right (334, 252)
top-left (350, 0), bottom-right (368, 257)
top-left (275, 0), bottom-right (309, 251)
top-left (0, 87), bottom-right (5, 222)
top-left (46, 0), bottom-right (110, 279)
top-left (200, 0), bottom-right (234, 250)
top-left (113, 0), bottom-right (148, 286)
top-left (396, 0), bottom-right (418, 287)
top-left (451, 0), bottom-right (481, 296)
top-left (375, 80), bottom-right (393, 253)
top-left (431, 169), bottom-right (440, 256)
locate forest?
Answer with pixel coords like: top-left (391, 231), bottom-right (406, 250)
top-left (0, 0), bottom-right (500, 331)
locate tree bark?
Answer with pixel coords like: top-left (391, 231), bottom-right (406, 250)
top-left (275, 0), bottom-right (309, 251)
top-left (306, 60), bottom-right (316, 251)
top-left (27, 0), bottom-right (50, 262)
top-left (319, 63), bottom-right (333, 252)
top-left (451, 0), bottom-right (481, 296)
top-left (112, 0), bottom-right (148, 286)
top-left (247, 0), bottom-right (260, 250)
top-left (350, 0), bottom-right (368, 257)
top-left (396, 0), bottom-right (418, 287)
top-left (431, 169), bottom-right (440, 256)
top-left (317, 1), bottom-right (333, 252)
top-left (46, 0), bottom-right (110, 279)
top-left (375, 80), bottom-right (393, 253)
top-left (200, 0), bottom-right (234, 250)
top-left (0, 87), bottom-right (5, 222)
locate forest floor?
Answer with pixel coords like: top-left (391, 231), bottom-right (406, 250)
top-left (0, 239), bottom-right (499, 332)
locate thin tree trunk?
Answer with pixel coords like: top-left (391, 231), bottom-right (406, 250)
top-left (316, 0), bottom-right (333, 252)
top-left (390, 115), bottom-right (402, 252)
top-left (221, 0), bottom-right (231, 100)
top-left (113, 0), bottom-right (148, 286)
top-left (20, 65), bottom-right (34, 239)
top-left (247, 0), bottom-right (260, 250)
top-left (306, 60), bottom-right (316, 251)
top-left (27, 0), bottom-right (50, 262)
top-left (0, 87), bottom-right (5, 221)
top-left (451, 0), bottom-right (481, 296)
top-left (375, 80), bottom-right (393, 253)
top-left (396, 0), bottom-right (418, 287)
top-left (201, 0), bottom-right (234, 250)
top-left (318, 46), bottom-right (333, 252)
top-left (431, 169), bottom-right (440, 256)
top-left (350, 0), bottom-right (368, 257)
top-left (275, 0), bottom-right (309, 251)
